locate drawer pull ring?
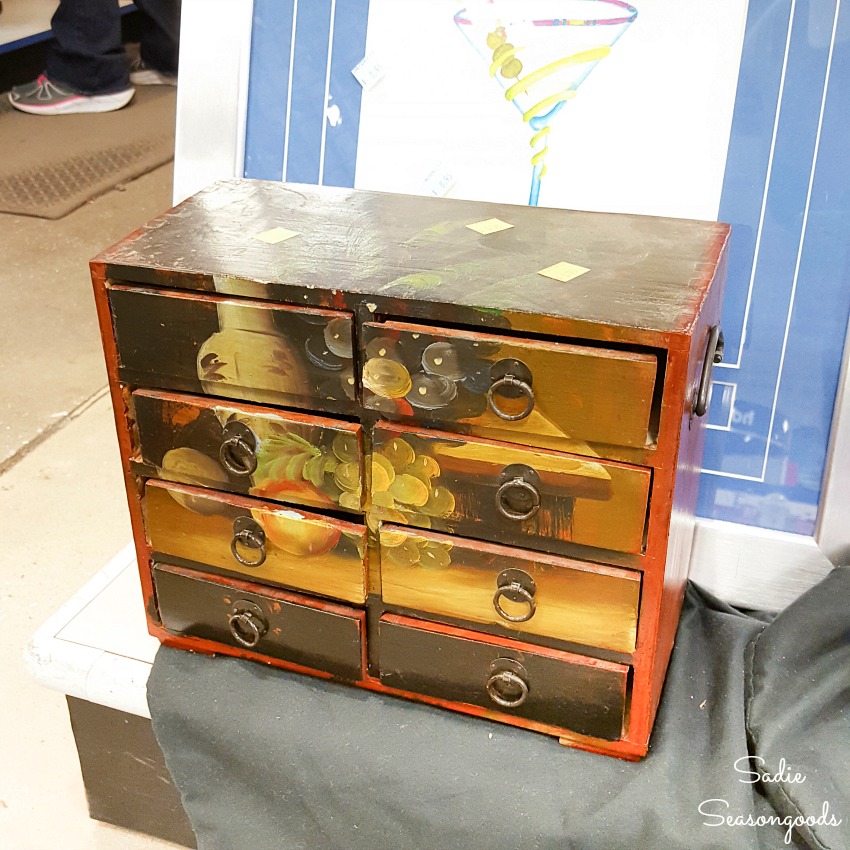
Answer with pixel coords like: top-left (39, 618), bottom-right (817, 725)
top-left (230, 517), bottom-right (267, 567)
top-left (692, 325), bottom-right (724, 418)
top-left (496, 476), bottom-right (541, 521)
top-left (486, 669), bottom-right (530, 709)
top-left (219, 421), bottom-right (258, 476)
top-left (487, 375), bottom-right (535, 421)
top-left (493, 568), bottom-right (537, 622)
top-left (227, 602), bottom-right (268, 648)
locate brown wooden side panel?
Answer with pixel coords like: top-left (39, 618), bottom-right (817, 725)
top-left (649, 253), bottom-right (729, 728)
top-left (370, 423), bottom-right (650, 556)
top-left (145, 480), bottom-right (368, 604)
top-left (378, 615), bottom-right (628, 741)
top-left (379, 526), bottom-right (641, 653)
top-left (153, 563), bottom-right (365, 680)
top-left (109, 286), bottom-right (358, 416)
top-left (361, 321), bottom-right (657, 452)
top-left (133, 389), bottom-right (364, 513)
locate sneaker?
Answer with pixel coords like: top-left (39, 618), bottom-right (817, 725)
top-left (8, 75), bottom-right (134, 115)
top-left (129, 57), bottom-right (177, 86)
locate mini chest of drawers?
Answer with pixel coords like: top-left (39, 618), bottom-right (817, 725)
top-left (92, 180), bottom-right (728, 760)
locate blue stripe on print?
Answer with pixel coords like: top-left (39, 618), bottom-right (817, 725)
top-left (321, 0), bottom-right (371, 188)
top-left (285, 0), bottom-right (334, 184)
top-left (699, 0), bottom-right (847, 531)
top-left (243, 0), bottom-right (296, 181)
top-left (712, 0), bottom-right (791, 366)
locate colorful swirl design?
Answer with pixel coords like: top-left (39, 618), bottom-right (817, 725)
top-left (455, 1), bottom-right (638, 204)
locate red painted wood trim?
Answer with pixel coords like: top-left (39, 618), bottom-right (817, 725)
top-left (381, 523), bottom-right (643, 586)
top-left (146, 479), bottom-right (367, 538)
top-left (381, 613), bottom-right (630, 675)
top-left (109, 282), bottom-right (354, 318)
top-left (155, 562), bottom-right (368, 622)
top-left (373, 420), bottom-right (657, 475)
top-left (133, 388), bottom-right (364, 434)
top-left (367, 319), bottom-right (659, 364)
top-left (90, 261), bottom-right (161, 624)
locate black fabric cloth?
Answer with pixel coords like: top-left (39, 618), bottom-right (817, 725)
top-left (46, 0), bottom-right (180, 95)
top-left (148, 567), bottom-right (850, 850)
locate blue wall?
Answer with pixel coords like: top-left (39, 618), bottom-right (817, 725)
top-left (242, 0), bottom-right (850, 536)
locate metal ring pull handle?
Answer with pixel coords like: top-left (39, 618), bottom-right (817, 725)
top-left (493, 583), bottom-right (536, 622)
top-left (486, 670), bottom-right (530, 708)
top-left (227, 604), bottom-right (267, 648)
top-left (496, 476), bottom-right (541, 521)
top-left (487, 375), bottom-right (535, 422)
top-left (493, 569), bottom-right (537, 623)
top-left (230, 517), bottom-right (266, 567)
top-left (219, 422), bottom-right (258, 476)
top-left (693, 326), bottom-right (724, 418)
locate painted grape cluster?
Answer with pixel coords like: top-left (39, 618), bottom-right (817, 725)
top-left (301, 315), bottom-right (357, 404)
top-left (381, 529), bottom-right (454, 571)
top-left (253, 427), bottom-right (362, 511)
top-left (370, 436), bottom-right (456, 528)
top-left (362, 332), bottom-right (499, 421)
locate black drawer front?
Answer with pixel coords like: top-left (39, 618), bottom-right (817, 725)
top-left (110, 286), bottom-right (358, 416)
top-left (153, 563), bottom-right (364, 681)
top-left (378, 615), bottom-right (628, 741)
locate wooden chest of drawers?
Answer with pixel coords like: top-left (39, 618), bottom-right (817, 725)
top-left (91, 180), bottom-right (728, 760)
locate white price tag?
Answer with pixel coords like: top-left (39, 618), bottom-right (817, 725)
top-left (424, 165), bottom-right (456, 197)
top-left (352, 55), bottom-right (386, 90)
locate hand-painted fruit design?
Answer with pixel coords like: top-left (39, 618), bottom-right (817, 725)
top-left (371, 437), bottom-right (456, 527)
top-left (250, 427), bottom-right (362, 512)
top-left (250, 507), bottom-right (341, 557)
top-left (197, 327), bottom-right (308, 401)
top-left (363, 334), bottom-right (497, 420)
top-left (160, 447), bottom-right (229, 515)
top-left (305, 316), bottom-right (357, 403)
top-left (382, 529), bottom-right (453, 570)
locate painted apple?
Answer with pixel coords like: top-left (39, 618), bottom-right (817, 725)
top-left (250, 476), bottom-right (335, 510)
top-left (160, 448), bottom-right (229, 515)
top-left (250, 507), bottom-right (341, 557)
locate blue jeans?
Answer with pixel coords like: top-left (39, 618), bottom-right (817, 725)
top-left (46, 0), bottom-right (181, 94)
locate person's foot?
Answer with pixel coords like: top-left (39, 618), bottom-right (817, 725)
top-left (8, 75), bottom-right (134, 115)
top-left (129, 57), bottom-right (177, 86)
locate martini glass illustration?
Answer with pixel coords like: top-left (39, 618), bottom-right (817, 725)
top-left (454, 1), bottom-right (638, 206)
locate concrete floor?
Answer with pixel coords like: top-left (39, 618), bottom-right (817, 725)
top-left (0, 164), bottom-right (182, 849)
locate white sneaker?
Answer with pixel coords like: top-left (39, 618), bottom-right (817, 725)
top-left (129, 58), bottom-right (177, 86)
top-left (9, 75), bottom-right (134, 115)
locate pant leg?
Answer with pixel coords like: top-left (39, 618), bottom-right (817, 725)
top-left (135, 0), bottom-right (181, 75)
top-left (46, 0), bottom-right (129, 94)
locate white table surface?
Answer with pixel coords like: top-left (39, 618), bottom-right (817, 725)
top-left (24, 543), bottom-right (158, 719)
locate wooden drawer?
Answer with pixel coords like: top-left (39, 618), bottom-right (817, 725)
top-left (133, 389), bottom-right (364, 513)
top-left (379, 526), bottom-right (640, 653)
top-left (154, 562), bottom-right (365, 680)
top-left (379, 615), bottom-right (628, 740)
top-left (361, 321), bottom-right (657, 452)
top-left (110, 285), bottom-right (357, 416)
top-left (370, 423), bottom-right (650, 556)
top-left (145, 480), bottom-right (367, 604)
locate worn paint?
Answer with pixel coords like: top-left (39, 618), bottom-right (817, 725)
top-left (91, 180), bottom-right (729, 758)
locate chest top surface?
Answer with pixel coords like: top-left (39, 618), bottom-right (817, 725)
top-left (94, 179), bottom-right (729, 336)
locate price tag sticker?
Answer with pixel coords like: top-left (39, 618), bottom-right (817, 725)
top-left (538, 261), bottom-right (590, 283)
top-left (352, 55), bottom-right (386, 90)
top-left (424, 165), bottom-right (456, 198)
top-left (254, 227), bottom-right (299, 244)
